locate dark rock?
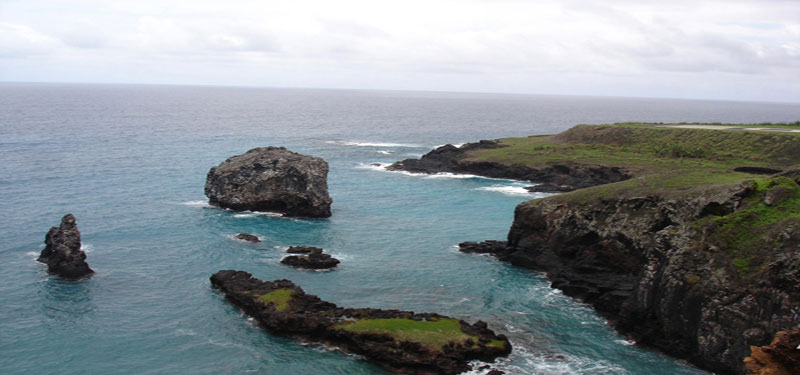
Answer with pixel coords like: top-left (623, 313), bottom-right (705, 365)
top-left (281, 247), bottom-right (340, 269)
top-left (488, 181), bottom-right (800, 374)
top-left (286, 245), bottom-right (322, 254)
top-left (205, 147), bottom-right (332, 218)
top-left (235, 233), bottom-right (260, 243)
top-left (388, 142), bottom-right (630, 192)
top-left (733, 166), bottom-right (783, 175)
top-left (38, 214), bottom-right (93, 280)
top-left (486, 370), bottom-right (505, 375)
top-left (210, 270), bottom-right (511, 375)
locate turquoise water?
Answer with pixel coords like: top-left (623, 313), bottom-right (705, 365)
top-left (3, 84), bottom-right (799, 374)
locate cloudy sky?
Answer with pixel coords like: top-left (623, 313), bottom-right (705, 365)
top-left (1, 0), bottom-right (799, 102)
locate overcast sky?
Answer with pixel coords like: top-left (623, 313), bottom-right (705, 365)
top-left (1, 0), bottom-right (799, 102)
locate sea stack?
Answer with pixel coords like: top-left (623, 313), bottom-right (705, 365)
top-left (38, 214), bottom-right (94, 280)
top-left (205, 147), bottom-right (332, 218)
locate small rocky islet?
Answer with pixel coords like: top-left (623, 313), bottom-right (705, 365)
top-left (210, 270), bottom-right (511, 375)
top-left (38, 214), bottom-right (93, 280)
top-left (205, 147), bottom-right (333, 218)
top-left (281, 246), bottom-right (340, 269)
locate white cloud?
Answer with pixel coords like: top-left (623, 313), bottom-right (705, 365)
top-left (0, 0), bottom-right (798, 101)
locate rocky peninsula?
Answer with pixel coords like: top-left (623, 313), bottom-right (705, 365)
top-left (38, 214), bottom-right (94, 280)
top-left (210, 270), bottom-right (511, 374)
top-left (205, 147), bottom-right (332, 218)
top-left (404, 123), bottom-right (800, 374)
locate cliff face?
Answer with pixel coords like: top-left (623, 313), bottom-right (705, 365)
top-left (499, 175), bottom-right (800, 374)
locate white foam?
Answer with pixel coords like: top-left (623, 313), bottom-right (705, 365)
top-left (355, 162), bottom-right (391, 172)
top-left (377, 150), bottom-right (391, 155)
top-left (26, 251), bottom-right (39, 257)
top-left (476, 185), bottom-right (534, 196)
top-left (182, 200), bottom-right (212, 208)
top-left (80, 244), bottom-right (93, 253)
top-left (614, 339), bottom-right (636, 346)
top-left (233, 211), bottom-right (283, 218)
top-left (326, 140), bottom-right (423, 148)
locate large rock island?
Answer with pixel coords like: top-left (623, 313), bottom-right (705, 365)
top-left (38, 214), bottom-right (94, 280)
top-left (210, 270), bottom-right (511, 374)
top-left (205, 147), bottom-right (332, 218)
top-left (414, 123), bottom-right (800, 374)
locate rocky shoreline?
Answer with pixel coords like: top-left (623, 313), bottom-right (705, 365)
top-left (210, 270), bottom-right (511, 375)
top-left (460, 172), bottom-right (800, 374)
top-left (388, 141), bottom-right (631, 192)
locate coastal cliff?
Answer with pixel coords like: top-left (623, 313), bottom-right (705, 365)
top-left (408, 123), bottom-right (800, 374)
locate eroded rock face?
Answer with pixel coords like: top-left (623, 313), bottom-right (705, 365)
top-left (281, 247), bottom-right (339, 269)
top-left (210, 270), bottom-right (511, 375)
top-left (388, 142), bottom-right (630, 192)
top-left (205, 147), bottom-right (332, 218)
top-left (744, 328), bottom-right (800, 375)
top-left (465, 180), bottom-right (800, 374)
top-left (38, 214), bottom-right (94, 280)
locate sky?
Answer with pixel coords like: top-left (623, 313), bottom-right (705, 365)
top-left (1, 0), bottom-right (799, 102)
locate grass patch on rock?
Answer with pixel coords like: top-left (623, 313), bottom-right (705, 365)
top-left (256, 289), bottom-right (294, 312)
top-left (697, 176), bottom-right (800, 277)
top-left (335, 318), bottom-right (475, 351)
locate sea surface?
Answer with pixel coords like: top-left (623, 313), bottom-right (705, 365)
top-left (2, 83), bottom-right (799, 375)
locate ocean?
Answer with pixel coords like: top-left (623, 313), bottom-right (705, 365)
top-left (2, 83), bottom-right (799, 375)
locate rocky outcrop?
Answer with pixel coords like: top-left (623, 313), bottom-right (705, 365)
top-left (38, 214), bottom-right (94, 280)
top-left (210, 270), bottom-right (511, 374)
top-left (388, 141), bottom-right (630, 192)
top-left (462, 178), bottom-right (800, 374)
top-left (235, 233), bottom-right (260, 243)
top-left (744, 328), bottom-right (800, 375)
top-left (281, 246), bottom-right (339, 269)
top-left (205, 147), bottom-right (332, 218)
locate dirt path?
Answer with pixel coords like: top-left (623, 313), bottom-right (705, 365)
top-left (656, 124), bottom-right (800, 133)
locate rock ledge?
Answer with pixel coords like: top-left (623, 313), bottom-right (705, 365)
top-left (210, 270), bottom-right (511, 374)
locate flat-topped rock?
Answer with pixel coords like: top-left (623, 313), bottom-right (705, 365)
top-left (38, 214), bottom-right (93, 280)
top-left (205, 147), bottom-right (332, 218)
top-left (281, 247), bottom-right (339, 269)
top-left (210, 270), bottom-right (511, 375)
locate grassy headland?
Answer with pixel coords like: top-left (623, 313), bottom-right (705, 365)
top-left (465, 123), bottom-right (800, 202)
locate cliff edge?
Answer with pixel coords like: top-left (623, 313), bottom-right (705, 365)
top-left (444, 123), bottom-right (800, 374)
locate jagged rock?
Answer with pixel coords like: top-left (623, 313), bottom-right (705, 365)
top-left (235, 233), bottom-right (260, 243)
top-left (281, 247), bottom-right (339, 269)
top-left (205, 147), bottom-right (332, 218)
top-left (388, 141), bottom-right (630, 192)
top-left (286, 245), bottom-right (321, 254)
top-left (744, 328), bottom-right (800, 375)
top-left (210, 270), bottom-right (511, 375)
top-left (479, 179), bottom-right (800, 374)
top-left (38, 214), bottom-right (93, 280)
top-left (458, 240), bottom-right (509, 255)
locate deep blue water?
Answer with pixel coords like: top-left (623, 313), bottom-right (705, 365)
top-left (2, 83), bottom-right (799, 375)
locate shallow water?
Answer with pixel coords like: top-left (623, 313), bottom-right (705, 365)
top-left (2, 83), bottom-right (798, 374)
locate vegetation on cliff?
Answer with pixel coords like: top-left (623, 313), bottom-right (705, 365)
top-left (432, 123), bottom-right (800, 374)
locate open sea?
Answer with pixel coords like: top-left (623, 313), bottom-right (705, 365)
top-left (2, 83), bottom-right (799, 375)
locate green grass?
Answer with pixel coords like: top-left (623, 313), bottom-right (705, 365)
top-left (256, 289), bottom-right (295, 312)
top-left (696, 176), bottom-right (800, 277)
top-left (467, 125), bottom-right (800, 171)
top-left (335, 318), bottom-right (476, 351)
top-left (487, 339), bottom-right (507, 350)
